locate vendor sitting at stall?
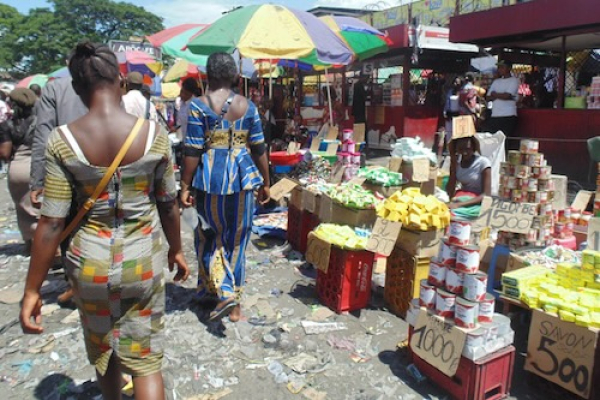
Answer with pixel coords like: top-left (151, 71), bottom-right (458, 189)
top-left (446, 135), bottom-right (491, 219)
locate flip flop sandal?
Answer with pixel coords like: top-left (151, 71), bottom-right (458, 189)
top-left (209, 300), bottom-right (238, 322)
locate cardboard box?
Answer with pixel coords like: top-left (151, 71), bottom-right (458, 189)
top-left (478, 239), bottom-right (509, 284)
top-left (289, 186), bottom-right (303, 210)
top-left (506, 252), bottom-right (529, 273)
top-left (402, 164), bottom-right (438, 196)
top-left (396, 228), bottom-right (443, 258)
top-left (329, 202), bottom-right (377, 228)
top-left (363, 182), bottom-right (403, 198)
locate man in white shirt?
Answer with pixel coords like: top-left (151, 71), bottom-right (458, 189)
top-left (122, 71), bottom-right (158, 121)
top-left (484, 60), bottom-right (519, 149)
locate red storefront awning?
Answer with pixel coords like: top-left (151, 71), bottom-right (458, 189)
top-left (449, 0), bottom-right (600, 51)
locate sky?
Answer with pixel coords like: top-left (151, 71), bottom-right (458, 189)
top-left (5, 0), bottom-right (394, 27)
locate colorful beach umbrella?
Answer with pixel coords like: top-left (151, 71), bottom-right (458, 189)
top-left (115, 50), bottom-right (163, 77)
top-left (48, 66), bottom-right (70, 79)
top-left (16, 74), bottom-right (48, 88)
top-left (147, 24), bottom-right (209, 66)
top-left (187, 4), bottom-right (354, 66)
top-left (320, 16), bottom-right (391, 61)
top-left (163, 59), bottom-right (201, 83)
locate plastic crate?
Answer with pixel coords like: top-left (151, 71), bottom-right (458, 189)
top-left (411, 345), bottom-right (515, 400)
top-left (316, 247), bottom-right (374, 313)
top-left (273, 165), bottom-right (294, 174)
top-left (384, 246), bottom-right (430, 318)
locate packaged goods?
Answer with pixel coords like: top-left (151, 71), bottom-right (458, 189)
top-left (312, 223), bottom-right (368, 250)
top-left (327, 183), bottom-right (380, 210)
top-left (376, 187), bottom-right (450, 230)
top-left (358, 167), bottom-right (404, 187)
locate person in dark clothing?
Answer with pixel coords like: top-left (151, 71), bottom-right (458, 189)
top-left (352, 75), bottom-right (367, 124)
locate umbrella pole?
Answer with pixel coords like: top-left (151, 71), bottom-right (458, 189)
top-left (325, 68), bottom-right (333, 126)
top-left (269, 59), bottom-right (274, 99)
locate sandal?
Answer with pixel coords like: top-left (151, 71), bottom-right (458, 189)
top-left (209, 299), bottom-right (238, 322)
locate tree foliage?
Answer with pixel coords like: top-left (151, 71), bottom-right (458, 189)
top-left (0, 0), bottom-right (164, 77)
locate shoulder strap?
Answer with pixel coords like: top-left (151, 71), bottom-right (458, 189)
top-left (59, 118), bottom-right (145, 242)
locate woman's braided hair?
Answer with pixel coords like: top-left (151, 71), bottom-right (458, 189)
top-left (68, 41), bottom-right (120, 90)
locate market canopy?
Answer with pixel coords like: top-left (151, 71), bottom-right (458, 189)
top-left (146, 24), bottom-right (209, 66)
top-left (186, 4), bottom-right (354, 66)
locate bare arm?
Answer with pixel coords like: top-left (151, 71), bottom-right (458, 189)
top-left (0, 141), bottom-right (12, 161)
top-left (180, 155), bottom-right (200, 207)
top-left (20, 216), bottom-right (65, 333)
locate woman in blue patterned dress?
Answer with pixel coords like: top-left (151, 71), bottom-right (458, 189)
top-left (181, 53), bottom-right (270, 322)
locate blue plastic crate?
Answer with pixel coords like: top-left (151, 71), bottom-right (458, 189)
top-left (273, 165), bottom-right (294, 174)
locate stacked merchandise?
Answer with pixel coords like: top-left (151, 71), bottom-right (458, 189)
top-left (376, 188), bottom-right (450, 229)
top-left (326, 183), bottom-right (379, 210)
top-left (497, 139), bottom-right (555, 249)
top-left (587, 77), bottom-right (600, 109)
top-left (335, 128), bottom-right (365, 182)
top-left (410, 218), bottom-right (515, 360)
top-left (501, 249), bottom-right (600, 327)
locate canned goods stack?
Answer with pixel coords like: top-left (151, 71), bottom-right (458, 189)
top-left (497, 139), bottom-right (555, 249)
top-left (417, 218), bottom-right (494, 329)
top-left (334, 129), bottom-right (362, 182)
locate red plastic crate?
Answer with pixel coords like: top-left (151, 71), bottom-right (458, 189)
top-left (411, 343), bottom-right (515, 400)
top-left (316, 247), bottom-right (374, 313)
top-left (287, 206), bottom-right (320, 253)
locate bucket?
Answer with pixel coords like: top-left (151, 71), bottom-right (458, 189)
top-left (419, 279), bottom-right (436, 308)
top-left (455, 297), bottom-right (479, 329)
top-left (478, 293), bottom-right (495, 323)
top-left (448, 218), bottom-right (471, 246)
top-left (463, 272), bottom-right (488, 302)
top-left (445, 268), bottom-right (464, 294)
top-left (439, 239), bottom-right (457, 267)
top-left (456, 245), bottom-right (480, 273)
top-left (427, 258), bottom-right (447, 287)
top-left (435, 288), bottom-right (456, 318)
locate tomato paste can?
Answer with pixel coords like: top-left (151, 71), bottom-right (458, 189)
top-left (445, 267), bottom-right (464, 294)
top-left (419, 279), bottom-right (436, 308)
top-left (538, 178), bottom-right (550, 191)
top-left (538, 190), bottom-right (549, 204)
top-left (500, 162), bottom-right (511, 175)
top-left (352, 153), bottom-right (361, 165)
top-left (511, 189), bottom-right (522, 203)
top-left (463, 272), bottom-right (488, 302)
top-left (478, 294), bottom-right (495, 323)
top-left (428, 258), bottom-right (447, 287)
top-left (435, 288), bottom-right (456, 318)
top-left (507, 150), bottom-right (521, 165)
top-left (527, 153), bottom-right (544, 167)
top-left (448, 218), bottom-right (471, 246)
top-left (515, 165), bottom-right (530, 179)
top-left (502, 186), bottom-right (511, 200)
top-left (520, 139), bottom-right (539, 154)
top-left (455, 297), bottom-right (479, 329)
top-left (526, 178), bottom-right (538, 191)
top-left (507, 176), bottom-right (517, 189)
top-left (538, 166), bottom-right (552, 179)
top-left (456, 245), bottom-right (480, 273)
top-left (439, 238), bottom-right (457, 266)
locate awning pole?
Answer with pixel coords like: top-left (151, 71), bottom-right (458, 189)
top-left (325, 68), bottom-right (333, 126)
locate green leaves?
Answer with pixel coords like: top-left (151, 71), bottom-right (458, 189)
top-left (0, 0), bottom-right (164, 76)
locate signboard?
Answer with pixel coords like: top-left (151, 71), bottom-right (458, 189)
top-left (362, 63), bottom-right (374, 76)
top-left (389, 157), bottom-right (402, 173)
top-left (571, 190), bottom-right (594, 212)
top-left (410, 310), bottom-right (467, 377)
top-left (109, 40), bottom-right (162, 58)
top-left (353, 123), bottom-right (366, 143)
top-left (412, 157), bottom-right (430, 183)
top-left (414, 26), bottom-right (479, 53)
top-left (310, 138), bottom-right (322, 152)
top-left (366, 218), bottom-right (402, 256)
top-left (452, 116), bottom-right (476, 140)
top-left (326, 126), bottom-right (339, 141)
top-left (270, 178), bottom-right (298, 202)
top-left (525, 310), bottom-right (598, 399)
top-left (587, 217), bottom-right (600, 251)
top-left (306, 233), bottom-right (331, 273)
top-left (325, 142), bottom-right (338, 156)
top-left (474, 196), bottom-right (537, 234)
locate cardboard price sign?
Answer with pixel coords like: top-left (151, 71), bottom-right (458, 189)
top-left (305, 232), bottom-right (331, 273)
top-left (571, 190), bottom-right (593, 212)
top-left (366, 218), bottom-right (402, 256)
top-left (410, 310), bottom-right (466, 377)
top-left (587, 217), bottom-right (600, 251)
top-left (452, 116), bottom-right (476, 140)
top-left (310, 137), bottom-right (322, 152)
top-left (412, 157), bottom-right (430, 183)
top-left (525, 310), bottom-right (598, 398)
top-left (353, 123), bottom-right (366, 143)
top-left (302, 190), bottom-right (318, 214)
top-left (326, 125), bottom-right (339, 141)
top-left (270, 178), bottom-right (298, 202)
top-left (474, 196), bottom-right (537, 234)
top-left (389, 157), bottom-right (402, 173)
top-left (325, 142), bottom-right (339, 156)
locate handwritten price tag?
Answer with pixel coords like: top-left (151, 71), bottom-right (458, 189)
top-left (525, 310), bottom-right (597, 398)
top-left (474, 196), bottom-right (537, 234)
top-left (410, 310), bottom-right (466, 377)
top-left (389, 157), bottom-right (402, 173)
top-left (306, 233), bottom-right (331, 273)
top-left (452, 115), bottom-right (476, 140)
top-left (366, 218), bottom-right (402, 256)
top-left (353, 123), bottom-right (366, 143)
top-left (326, 125), bottom-right (339, 141)
top-left (270, 178), bottom-right (298, 202)
top-left (310, 137), bottom-right (322, 152)
top-left (412, 157), bottom-right (430, 183)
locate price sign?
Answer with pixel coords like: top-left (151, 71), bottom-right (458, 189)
top-left (474, 196), bottom-right (537, 234)
top-left (410, 310), bottom-right (466, 377)
top-left (525, 310), bottom-right (597, 398)
top-left (302, 190), bottom-right (317, 214)
top-left (270, 178), bottom-right (298, 202)
top-left (353, 123), bottom-right (366, 143)
top-left (389, 157), bottom-right (402, 173)
top-left (310, 137), bottom-right (322, 152)
top-left (306, 232), bottom-right (331, 273)
top-left (571, 190), bottom-right (593, 212)
top-left (412, 157), bottom-right (430, 183)
top-left (330, 164), bottom-right (345, 184)
top-left (452, 115), bottom-right (476, 140)
top-left (326, 125), bottom-right (339, 141)
top-left (587, 217), bottom-right (600, 251)
top-left (366, 218), bottom-right (402, 256)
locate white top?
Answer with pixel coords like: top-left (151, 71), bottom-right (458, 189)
top-left (489, 76), bottom-right (519, 117)
top-left (177, 99), bottom-right (192, 137)
top-left (456, 154), bottom-right (491, 195)
top-left (122, 90), bottom-right (158, 121)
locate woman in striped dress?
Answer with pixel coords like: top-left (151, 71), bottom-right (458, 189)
top-left (20, 41), bottom-right (189, 400)
top-left (181, 52), bottom-right (270, 322)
